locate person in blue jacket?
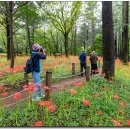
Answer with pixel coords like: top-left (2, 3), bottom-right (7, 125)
top-left (79, 47), bottom-right (87, 77)
top-left (31, 43), bottom-right (46, 101)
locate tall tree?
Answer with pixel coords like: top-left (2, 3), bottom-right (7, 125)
top-left (102, 1), bottom-right (115, 79)
top-left (44, 1), bottom-right (81, 57)
top-left (122, 1), bottom-right (129, 63)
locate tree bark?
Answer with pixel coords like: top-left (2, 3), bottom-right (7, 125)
top-left (26, 23), bottom-right (31, 54)
top-left (92, 24), bottom-right (95, 51)
top-left (115, 33), bottom-right (117, 58)
top-left (64, 32), bottom-right (69, 57)
top-left (5, 2), bottom-right (11, 60)
top-left (122, 1), bottom-right (129, 63)
top-left (86, 28), bottom-right (89, 52)
top-left (102, 1), bottom-right (115, 79)
top-left (9, 1), bottom-right (15, 68)
top-left (74, 24), bottom-right (77, 56)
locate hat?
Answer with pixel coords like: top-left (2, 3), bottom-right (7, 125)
top-left (32, 44), bottom-right (42, 51)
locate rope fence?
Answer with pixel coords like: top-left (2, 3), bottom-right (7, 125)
top-left (3, 76), bottom-right (85, 109)
top-left (0, 63), bottom-right (92, 109)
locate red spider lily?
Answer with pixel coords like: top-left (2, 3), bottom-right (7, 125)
top-left (48, 105), bottom-right (56, 112)
top-left (82, 99), bottom-right (91, 107)
top-left (38, 84), bottom-right (43, 87)
top-left (13, 92), bottom-right (22, 100)
top-left (102, 73), bottom-right (106, 77)
top-left (69, 89), bottom-right (77, 95)
top-left (119, 101), bottom-right (127, 107)
top-left (0, 86), bottom-right (6, 91)
top-left (112, 95), bottom-right (119, 99)
top-left (125, 120), bottom-right (130, 126)
top-left (26, 84), bottom-right (34, 92)
top-left (33, 121), bottom-right (43, 126)
top-left (95, 69), bottom-right (99, 73)
top-left (22, 85), bottom-right (28, 89)
top-left (73, 81), bottom-right (84, 88)
top-left (44, 86), bottom-right (50, 90)
top-left (93, 93), bottom-right (102, 97)
top-left (97, 111), bottom-right (103, 116)
top-left (111, 119), bottom-right (123, 126)
top-left (39, 100), bottom-right (52, 107)
top-left (102, 87), bottom-right (108, 91)
top-left (1, 92), bottom-right (9, 97)
top-left (118, 110), bottom-right (125, 115)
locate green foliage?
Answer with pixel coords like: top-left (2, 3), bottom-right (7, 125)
top-left (0, 75), bottom-right (130, 126)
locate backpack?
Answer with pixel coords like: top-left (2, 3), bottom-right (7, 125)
top-left (24, 54), bottom-right (35, 74)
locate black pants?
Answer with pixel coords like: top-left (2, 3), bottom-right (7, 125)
top-left (91, 64), bottom-right (97, 74)
top-left (80, 62), bottom-right (86, 76)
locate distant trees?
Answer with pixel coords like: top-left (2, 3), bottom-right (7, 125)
top-left (122, 1), bottom-right (129, 63)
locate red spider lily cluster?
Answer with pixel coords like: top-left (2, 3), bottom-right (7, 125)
top-left (118, 109), bottom-right (125, 115)
top-left (23, 83), bottom-right (35, 92)
top-left (0, 86), bottom-right (7, 92)
top-left (0, 86), bottom-right (9, 97)
top-left (97, 111), bottom-right (103, 116)
top-left (1, 92), bottom-right (9, 97)
top-left (101, 73), bottom-right (106, 77)
top-left (126, 120), bottom-right (130, 126)
top-left (5, 65), bottom-right (24, 73)
top-left (69, 89), bottom-right (77, 95)
top-left (73, 81), bottom-right (84, 88)
top-left (39, 100), bottom-right (53, 107)
top-left (102, 87), bottom-right (108, 91)
top-left (13, 92), bottom-right (22, 100)
top-left (93, 93), bottom-right (102, 97)
top-left (48, 105), bottom-right (56, 112)
top-left (118, 101), bottom-right (127, 107)
top-left (111, 119), bottom-right (122, 126)
top-left (33, 121), bottom-right (43, 127)
top-left (112, 95), bottom-right (119, 99)
top-left (82, 99), bottom-right (91, 107)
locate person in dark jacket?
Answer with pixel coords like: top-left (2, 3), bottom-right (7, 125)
top-left (31, 44), bottom-right (46, 101)
top-left (79, 47), bottom-right (87, 77)
top-left (90, 51), bottom-right (98, 75)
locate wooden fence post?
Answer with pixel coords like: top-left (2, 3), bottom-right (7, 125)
top-left (72, 63), bottom-right (75, 75)
top-left (98, 60), bottom-right (100, 67)
top-left (45, 71), bottom-right (52, 100)
top-left (24, 71), bottom-right (29, 86)
top-left (86, 66), bottom-right (90, 81)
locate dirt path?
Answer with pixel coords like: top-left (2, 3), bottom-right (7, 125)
top-left (1, 76), bottom-right (86, 108)
top-left (1, 67), bottom-right (102, 108)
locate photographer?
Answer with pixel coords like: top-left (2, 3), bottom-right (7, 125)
top-left (31, 44), bottom-right (46, 101)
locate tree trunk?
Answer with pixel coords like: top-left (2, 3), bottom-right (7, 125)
top-left (25, 5), bottom-right (31, 54)
top-left (74, 24), bottom-right (77, 56)
top-left (71, 29), bottom-right (74, 55)
top-left (86, 28), bottom-right (89, 52)
top-left (9, 1), bottom-right (14, 68)
top-left (26, 24), bottom-right (31, 54)
top-left (102, 1), bottom-right (115, 79)
top-left (64, 32), bottom-right (69, 57)
top-left (122, 1), bottom-right (129, 63)
top-left (92, 25), bottom-right (95, 51)
top-left (115, 33), bottom-right (117, 58)
top-left (6, 2), bottom-right (11, 60)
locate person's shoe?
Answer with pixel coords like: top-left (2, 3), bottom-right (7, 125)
top-left (39, 94), bottom-right (45, 99)
top-left (31, 96), bottom-right (41, 102)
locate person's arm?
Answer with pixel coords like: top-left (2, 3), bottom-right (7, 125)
top-left (36, 53), bottom-right (46, 60)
